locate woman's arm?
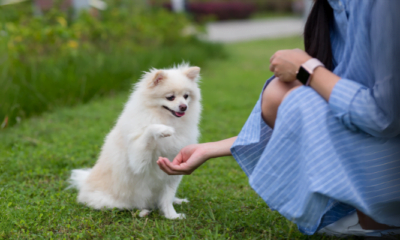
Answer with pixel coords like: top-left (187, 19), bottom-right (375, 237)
top-left (157, 137), bottom-right (237, 175)
top-left (308, 67), bottom-right (340, 101)
top-left (326, 1), bottom-right (400, 138)
top-left (269, 49), bottom-right (340, 102)
top-left (270, 2), bottom-right (400, 138)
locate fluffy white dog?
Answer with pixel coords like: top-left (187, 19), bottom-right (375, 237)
top-left (69, 64), bottom-right (201, 219)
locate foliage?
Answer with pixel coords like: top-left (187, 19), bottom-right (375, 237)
top-left (179, 2), bottom-right (257, 21)
top-left (152, 0), bottom-right (295, 13)
top-left (0, 2), bottom-right (225, 127)
top-left (0, 37), bottom-right (359, 239)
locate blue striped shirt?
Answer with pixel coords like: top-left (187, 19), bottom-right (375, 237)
top-left (231, 0), bottom-right (400, 235)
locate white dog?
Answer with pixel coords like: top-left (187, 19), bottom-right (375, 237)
top-left (69, 63), bottom-right (201, 219)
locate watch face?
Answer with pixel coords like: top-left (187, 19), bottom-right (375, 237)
top-left (296, 66), bottom-right (310, 85)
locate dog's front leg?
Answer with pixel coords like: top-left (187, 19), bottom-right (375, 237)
top-left (127, 124), bottom-right (174, 174)
top-left (159, 184), bottom-right (185, 220)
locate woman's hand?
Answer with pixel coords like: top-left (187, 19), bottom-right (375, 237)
top-left (157, 144), bottom-right (211, 175)
top-left (269, 49), bottom-right (312, 82)
top-left (157, 137), bottom-right (237, 175)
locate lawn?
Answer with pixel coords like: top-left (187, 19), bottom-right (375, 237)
top-left (0, 37), bottom-right (351, 239)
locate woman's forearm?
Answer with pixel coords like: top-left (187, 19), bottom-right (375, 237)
top-left (269, 49), bottom-right (341, 102)
top-left (309, 67), bottom-right (341, 101)
top-left (203, 136), bottom-right (237, 159)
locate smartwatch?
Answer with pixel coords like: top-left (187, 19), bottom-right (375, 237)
top-left (296, 58), bottom-right (325, 85)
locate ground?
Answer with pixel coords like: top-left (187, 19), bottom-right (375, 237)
top-left (0, 38), bottom-right (355, 239)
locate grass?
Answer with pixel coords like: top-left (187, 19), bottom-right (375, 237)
top-left (0, 37), bottom-right (357, 239)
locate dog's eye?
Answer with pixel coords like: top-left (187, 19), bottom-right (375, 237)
top-left (184, 94), bottom-right (189, 99)
top-left (166, 96), bottom-right (175, 101)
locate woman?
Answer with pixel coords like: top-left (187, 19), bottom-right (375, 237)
top-left (157, 0), bottom-right (400, 236)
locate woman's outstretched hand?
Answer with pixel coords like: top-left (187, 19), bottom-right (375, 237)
top-left (157, 137), bottom-right (238, 175)
top-left (157, 144), bottom-right (210, 175)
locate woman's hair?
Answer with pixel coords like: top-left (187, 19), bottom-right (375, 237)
top-left (304, 0), bottom-right (334, 70)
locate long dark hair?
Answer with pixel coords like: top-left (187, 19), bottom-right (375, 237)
top-left (304, 0), bottom-right (334, 70)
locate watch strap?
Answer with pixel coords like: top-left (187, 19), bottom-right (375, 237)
top-left (301, 58), bottom-right (325, 86)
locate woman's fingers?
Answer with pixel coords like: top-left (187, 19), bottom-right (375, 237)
top-left (157, 157), bottom-right (181, 175)
top-left (158, 144), bottom-right (208, 175)
top-left (162, 158), bottom-right (182, 171)
top-left (270, 51), bottom-right (279, 72)
top-left (269, 51), bottom-right (276, 62)
top-left (157, 157), bottom-right (191, 175)
top-left (270, 50), bottom-right (283, 62)
top-left (269, 61), bottom-right (276, 72)
top-left (157, 158), bottom-right (170, 173)
top-left (171, 151), bottom-right (184, 165)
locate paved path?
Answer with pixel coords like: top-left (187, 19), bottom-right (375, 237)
top-left (206, 17), bottom-right (304, 43)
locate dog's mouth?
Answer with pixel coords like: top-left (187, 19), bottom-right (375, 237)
top-left (163, 106), bottom-right (185, 118)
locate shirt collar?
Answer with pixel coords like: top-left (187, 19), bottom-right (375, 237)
top-left (327, 0), bottom-right (346, 12)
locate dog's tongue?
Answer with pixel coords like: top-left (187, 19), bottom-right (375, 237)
top-left (176, 112), bottom-right (185, 117)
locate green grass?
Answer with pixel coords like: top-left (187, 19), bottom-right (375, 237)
top-left (0, 37), bottom-right (355, 239)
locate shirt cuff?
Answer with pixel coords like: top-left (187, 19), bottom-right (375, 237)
top-left (328, 79), bottom-right (363, 131)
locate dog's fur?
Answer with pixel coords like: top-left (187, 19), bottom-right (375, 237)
top-left (69, 64), bottom-right (201, 219)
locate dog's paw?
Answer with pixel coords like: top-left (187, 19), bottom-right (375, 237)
top-left (139, 209), bottom-right (152, 217)
top-left (173, 198), bottom-right (189, 205)
top-left (151, 124), bottom-right (175, 138)
top-left (165, 213), bottom-right (186, 220)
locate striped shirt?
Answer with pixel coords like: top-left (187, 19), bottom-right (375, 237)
top-left (231, 0), bottom-right (400, 235)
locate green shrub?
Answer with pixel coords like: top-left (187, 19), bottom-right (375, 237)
top-left (0, 3), bottom-right (225, 128)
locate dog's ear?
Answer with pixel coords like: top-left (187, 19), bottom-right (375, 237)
top-left (184, 67), bottom-right (200, 81)
top-left (149, 70), bottom-right (166, 87)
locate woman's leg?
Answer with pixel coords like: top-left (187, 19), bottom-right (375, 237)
top-left (261, 77), bottom-right (302, 128)
top-left (357, 210), bottom-right (397, 230)
top-left (262, 78), bottom-right (396, 231)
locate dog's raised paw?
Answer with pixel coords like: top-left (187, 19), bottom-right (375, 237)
top-left (151, 124), bottom-right (175, 138)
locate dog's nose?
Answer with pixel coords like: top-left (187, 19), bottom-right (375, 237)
top-left (179, 104), bottom-right (187, 112)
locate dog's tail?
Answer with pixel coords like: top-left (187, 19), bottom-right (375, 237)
top-left (68, 169), bottom-right (91, 190)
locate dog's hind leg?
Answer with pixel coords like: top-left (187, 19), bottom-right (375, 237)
top-left (139, 209), bottom-right (152, 217)
top-left (173, 198), bottom-right (189, 204)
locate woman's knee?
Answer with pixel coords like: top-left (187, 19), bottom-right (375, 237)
top-left (261, 78), bottom-right (302, 128)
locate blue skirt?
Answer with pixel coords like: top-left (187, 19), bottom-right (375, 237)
top-left (231, 79), bottom-right (400, 235)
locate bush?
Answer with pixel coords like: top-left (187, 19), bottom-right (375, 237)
top-left (162, 1), bottom-right (256, 21)
top-left (0, 3), bottom-right (225, 128)
top-left (188, 2), bottom-right (256, 21)
top-left (153, 0), bottom-right (294, 15)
